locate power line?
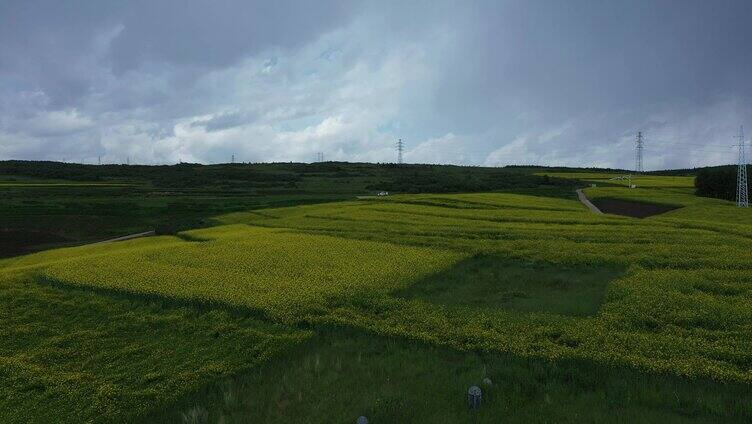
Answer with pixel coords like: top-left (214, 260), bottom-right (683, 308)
top-left (632, 134), bottom-right (741, 169)
top-left (643, 145), bottom-right (735, 154)
top-left (646, 140), bottom-right (737, 155)
top-left (736, 125), bottom-right (748, 208)
top-left (651, 141), bottom-right (734, 149)
top-left (396, 139), bottom-right (404, 164)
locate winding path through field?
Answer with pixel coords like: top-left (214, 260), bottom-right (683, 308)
top-left (576, 189), bottom-right (603, 215)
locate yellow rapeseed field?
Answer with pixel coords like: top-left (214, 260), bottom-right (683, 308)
top-left (3, 178), bottom-right (752, 383)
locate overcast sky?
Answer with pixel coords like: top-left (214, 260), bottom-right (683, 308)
top-left (1, 0), bottom-right (751, 169)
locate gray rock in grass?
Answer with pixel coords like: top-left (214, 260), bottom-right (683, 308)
top-left (468, 385), bottom-right (482, 410)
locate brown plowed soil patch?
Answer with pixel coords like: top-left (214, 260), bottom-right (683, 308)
top-left (591, 198), bottom-right (680, 218)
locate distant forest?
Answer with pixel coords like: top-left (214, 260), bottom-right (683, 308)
top-left (4, 159), bottom-right (744, 199)
top-left (0, 160), bottom-right (580, 194)
top-left (695, 165), bottom-right (748, 201)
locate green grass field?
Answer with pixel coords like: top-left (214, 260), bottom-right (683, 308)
top-left (2, 168), bottom-right (752, 422)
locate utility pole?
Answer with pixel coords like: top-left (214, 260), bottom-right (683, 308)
top-left (98, 156), bottom-right (101, 165)
top-left (736, 125), bottom-right (749, 208)
top-left (635, 131), bottom-right (644, 174)
top-left (396, 139), bottom-right (404, 164)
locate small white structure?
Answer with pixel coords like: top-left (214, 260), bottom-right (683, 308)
top-left (610, 174), bottom-right (635, 188)
top-left (377, 191), bottom-right (389, 196)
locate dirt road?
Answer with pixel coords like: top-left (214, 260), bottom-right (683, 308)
top-left (576, 189), bottom-right (603, 215)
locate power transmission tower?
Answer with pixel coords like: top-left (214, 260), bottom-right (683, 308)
top-left (396, 139), bottom-right (404, 164)
top-left (231, 153), bottom-right (235, 164)
top-left (635, 131), bottom-right (644, 174)
top-left (736, 125), bottom-right (749, 208)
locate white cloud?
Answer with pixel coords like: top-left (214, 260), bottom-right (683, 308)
top-left (407, 133), bottom-right (479, 165)
top-left (23, 109), bottom-right (93, 137)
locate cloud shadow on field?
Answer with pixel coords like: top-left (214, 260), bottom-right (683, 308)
top-left (396, 255), bottom-right (627, 317)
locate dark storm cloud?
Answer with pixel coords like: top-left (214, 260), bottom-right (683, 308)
top-left (191, 110), bottom-right (255, 132)
top-left (0, 0), bottom-right (350, 106)
top-left (1, 0), bottom-right (751, 168)
top-left (107, 0), bottom-right (350, 72)
top-left (399, 0), bottom-right (752, 169)
top-left (411, 1), bottom-right (752, 136)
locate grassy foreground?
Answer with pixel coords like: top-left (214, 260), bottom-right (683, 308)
top-left (0, 275), bottom-right (310, 423)
top-left (150, 329), bottom-right (751, 423)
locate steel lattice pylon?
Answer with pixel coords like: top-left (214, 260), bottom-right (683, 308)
top-left (737, 126), bottom-right (749, 208)
top-left (396, 139), bottom-right (404, 164)
top-left (635, 131), bottom-right (644, 174)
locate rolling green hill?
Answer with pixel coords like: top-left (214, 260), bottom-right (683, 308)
top-left (2, 169), bottom-right (751, 422)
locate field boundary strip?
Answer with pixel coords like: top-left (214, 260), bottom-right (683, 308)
top-left (89, 230), bottom-right (156, 245)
